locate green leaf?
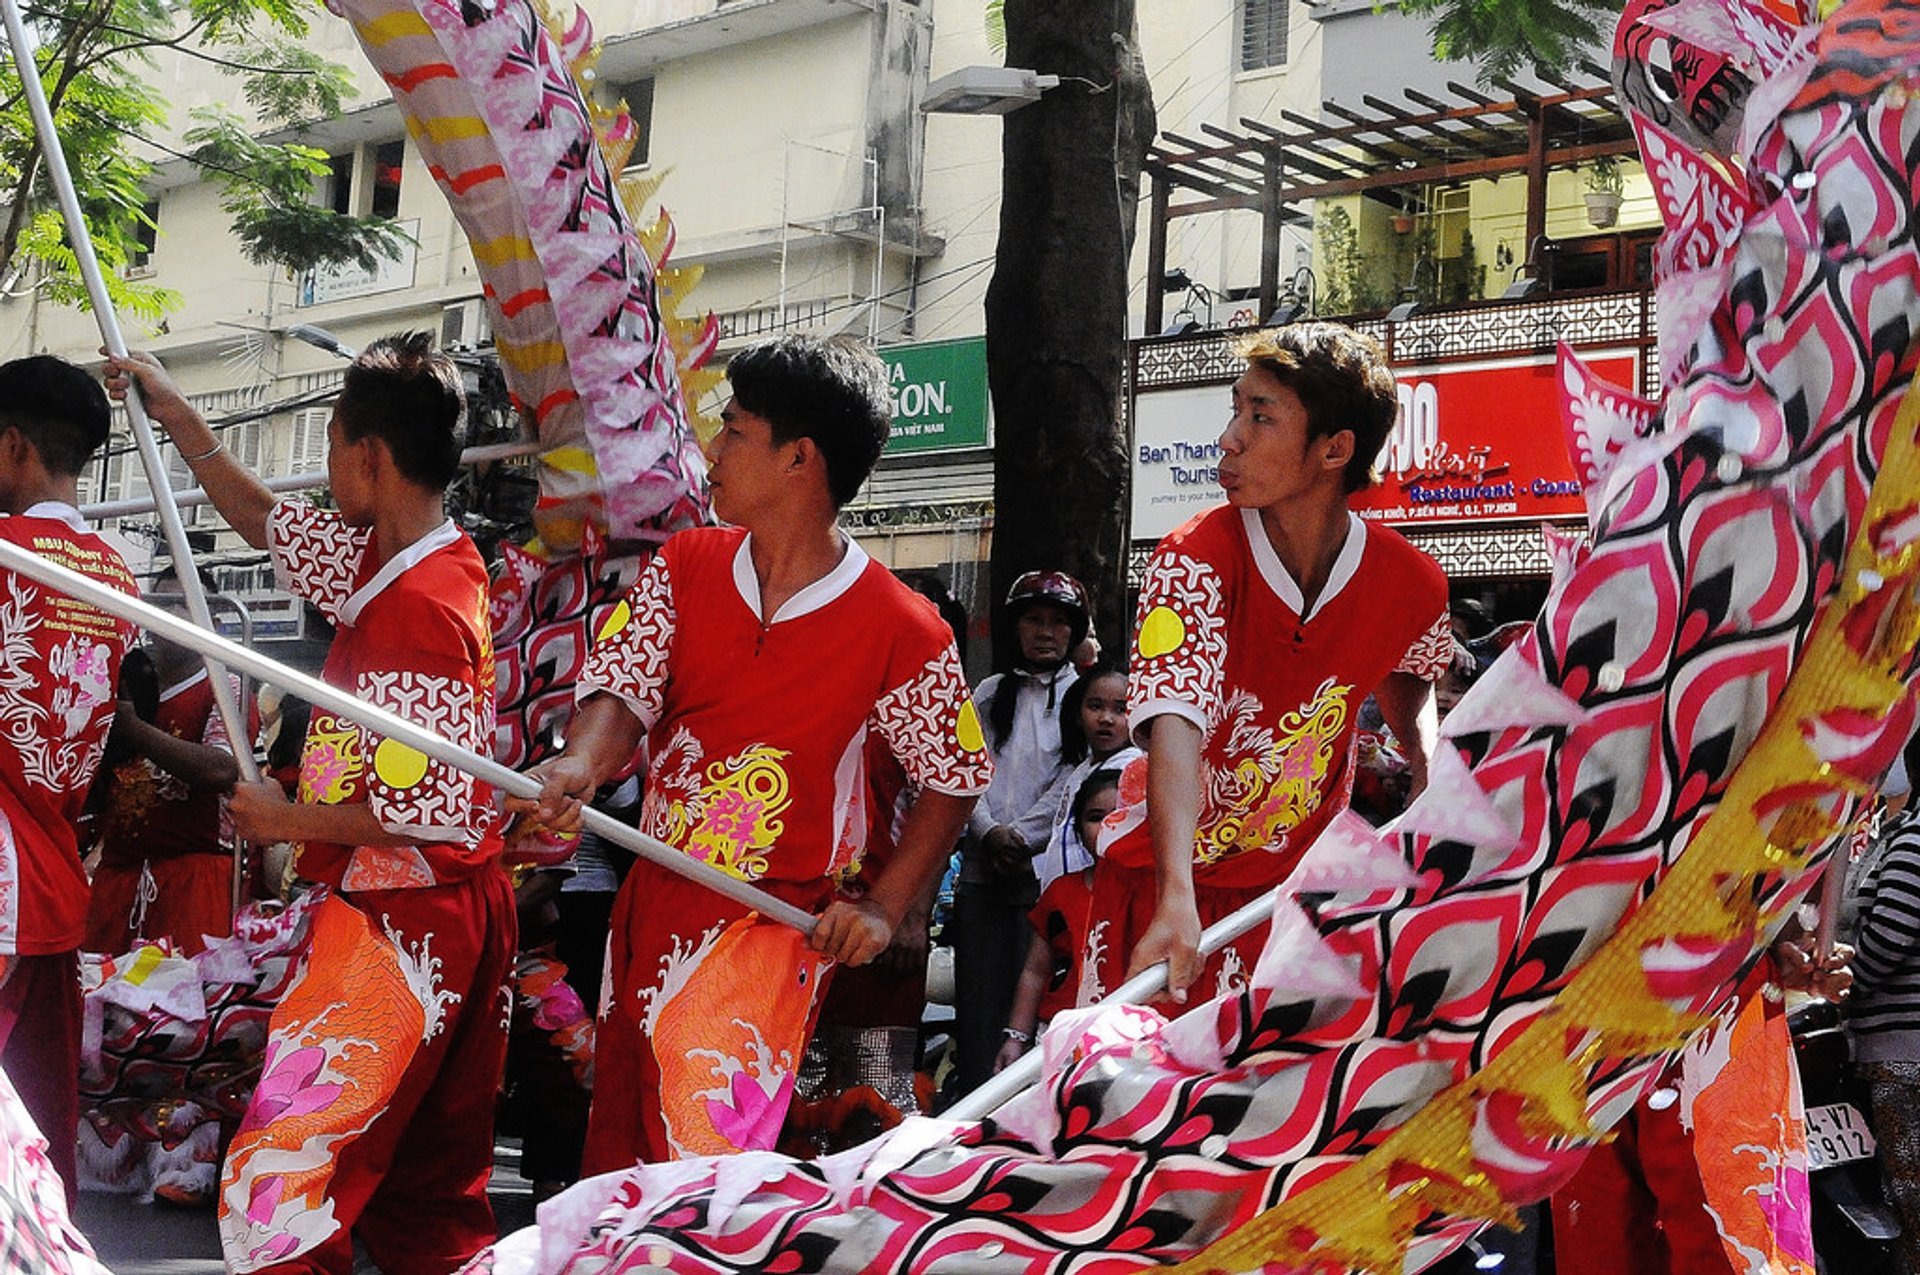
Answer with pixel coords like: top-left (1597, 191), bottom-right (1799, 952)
top-left (0, 0), bottom-right (384, 319)
top-left (1397, 0), bottom-right (1616, 79)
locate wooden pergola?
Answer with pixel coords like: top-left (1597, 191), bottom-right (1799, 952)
top-left (1145, 64), bottom-right (1638, 332)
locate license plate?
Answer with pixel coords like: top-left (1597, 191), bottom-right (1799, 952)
top-left (1806, 1102), bottom-right (1877, 1170)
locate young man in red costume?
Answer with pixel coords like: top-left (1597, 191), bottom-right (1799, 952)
top-left (84, 572), bottom-right (255, 960)
top-left (1085, 323), bottom-right (1453, 1007)
top-left (109, 336), bottom-right (513, 1274)
top-left (522, 334), bottom-right (991, 1170)
top-left (0, 355), bottom-right (141, 1205)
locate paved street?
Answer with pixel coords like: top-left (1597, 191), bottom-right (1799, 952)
top-left (71, 1142), bottom-right (538, 1274)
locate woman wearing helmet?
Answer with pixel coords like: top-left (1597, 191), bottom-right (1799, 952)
top-left (949, 570), bottom-right (1090, 1095)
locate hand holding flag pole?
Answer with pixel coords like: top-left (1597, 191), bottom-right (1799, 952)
top-left (944, 889), bottom-right (1279, 1122)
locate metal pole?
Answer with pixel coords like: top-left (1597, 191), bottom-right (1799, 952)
top-left (1814, 824), bottom-right (1854, 962)
top-left (147, 590), bottom-right (257, 915)
top-left (943, 887), bottom-right (1279, 1122)
top-left (78, 440), bottom-right (543, 522)
top-left (0, 536), bottom-right (820, 936)
top-left (0, 0), bottom-right (258, 786)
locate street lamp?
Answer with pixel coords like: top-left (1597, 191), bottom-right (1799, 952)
top-left (921, 66), bottom-right (1060, 115)
top-left (285, 323), bottom-right (357, 360)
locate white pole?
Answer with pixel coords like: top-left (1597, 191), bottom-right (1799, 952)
top-left (0, 536), bottom-right (821, 936)
top-left (942, 888), bottom-right (1280, 1122)
top-left (0, 0), bottom-right (258, 787)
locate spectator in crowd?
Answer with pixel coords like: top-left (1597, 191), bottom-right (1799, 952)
top-left (951, 571), bottom-right (1088, 1093)
top-left (997, 766), bottom-right (1122, 1073)
top-left (1849, 729), bottom-right (1920, 1275)
top-left (1033, 664), bottom-right (1136, 892)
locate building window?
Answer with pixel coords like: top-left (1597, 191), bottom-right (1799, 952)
top-left (290, 406), bottom-right (331, 476)
top-left (129, 199), bottom-right (160, 274)
top-left (1240, 0), bottom-right (1288, 71)
top-left (611, 77), bottom-right (654, 168)
top-left (321, 152), bottom-right (354, 215)
top-left (370, 140), bottom-right (405, 218)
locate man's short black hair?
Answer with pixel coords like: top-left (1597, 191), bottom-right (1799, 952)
top-left (1233, 322), bottom-right (1398, 493)
top-left (725, 335), bottom-right (891, 507)
top-left (0, 354), bottom-right (112, 476)
top-left (335, 332), bottom-right (466, 490)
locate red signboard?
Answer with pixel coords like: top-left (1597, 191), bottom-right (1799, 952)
top-left (1353, 349), bottom-right (1640, 526)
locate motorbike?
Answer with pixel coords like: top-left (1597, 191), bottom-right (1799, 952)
top-left (1790, 998), bottom-right (1902, 1273)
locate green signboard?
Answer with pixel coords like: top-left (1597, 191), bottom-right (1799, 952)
top-left (879, 336), bottom-right (990, 455)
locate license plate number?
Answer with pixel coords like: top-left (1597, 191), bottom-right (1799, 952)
top-left (1806, 1102), bottom-right (1876, 1170)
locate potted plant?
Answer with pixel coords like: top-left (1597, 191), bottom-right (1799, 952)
top-left (1584, 157), bottom-right (1625, 228)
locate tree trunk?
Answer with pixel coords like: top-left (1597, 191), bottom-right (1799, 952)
top-left (984, 0), bottom-right (1154, 666)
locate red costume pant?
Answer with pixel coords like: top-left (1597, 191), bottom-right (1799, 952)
top-left (1550, 1092), bottom-right (1733, 1275)
top-left (1081, 860), bottom-right (1271, 1010)
top-left (85, 852), bottom-right (234, 957)
top-left (583, 858), bottom-right (829, 1174)
top-left (0, 951), bottom-right (81, 1208)
top-left (221, 873), bottom-right (515, 1275)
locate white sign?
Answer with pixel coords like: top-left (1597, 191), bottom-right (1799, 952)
top-left (1130, 385), bottom-right (1228, 543)
top-left (297, 220), bottom-right (419, 307)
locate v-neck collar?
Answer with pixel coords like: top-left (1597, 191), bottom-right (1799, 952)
top-left (159, 667), bottom-right (209, 703)
top-left (338, 518), bottom-right (461, 627)
top-left (1241, 506), bottom-right (1366, 623)
top-left (19, 500), bottom-right (87, 533)
top-left (730, 530), bottom-right (869, 625)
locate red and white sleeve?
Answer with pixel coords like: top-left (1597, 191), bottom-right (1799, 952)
top-left (267, 499), bottom-right (369, 623)
top-left (1396, 608), bottom-right (1455, 683)
top-left (1128, 546), bottom-right (1228, 745)
top-left (355, 668), bottom-right (490, 845)
top-left (577, 551), bottom-right (676, 732)
top-left (872, 644), bottom-right (993, 798)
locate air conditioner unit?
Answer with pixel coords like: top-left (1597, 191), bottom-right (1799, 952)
top-left (440, 298), bottom-right (492, 350)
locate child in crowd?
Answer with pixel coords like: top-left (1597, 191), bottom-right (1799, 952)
top-left (1034, 665), bottom-right (1137, 891)
top-left (997, 767), bottom-right (1122, 1071)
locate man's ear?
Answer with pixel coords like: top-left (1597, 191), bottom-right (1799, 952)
top-left (789, 435), bottom-right (818, 474)
top-left (360, 432), bottom-right (395, 481)
top-left (1320, 428), bottom-right (1356, 475)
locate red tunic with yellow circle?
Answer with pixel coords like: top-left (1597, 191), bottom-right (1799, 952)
top-left (581, 526), bottom-right (992, 892)
top-left (576, 526), bottom-right (992, 1165)
top-left (1101, 505), bottom-right (1451, 889)
top-left (268, 499), bottom-right (503, 888)
top-left (1085, 506), bottom-right (1450, 1006)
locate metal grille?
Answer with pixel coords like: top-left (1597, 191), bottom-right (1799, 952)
top-left (1132, 291), bottom-right (1652, 392)
top-left (1240, 0), bottom-right (1288, 71)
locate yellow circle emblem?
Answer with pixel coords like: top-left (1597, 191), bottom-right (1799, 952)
top-left (955, 700), bottom-right (986, 754)
top-left (373, 738), bottom-right (430, 790)
top-left (1137, 605), bottom-right (1187, 660)
top-left (596, 599), bottom-right (632, 644)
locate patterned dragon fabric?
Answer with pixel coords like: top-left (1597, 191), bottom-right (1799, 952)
top-left (321, 0), bottom-right (723, 777)
top-left (76, 896), bottom-right (318, 1190)
top-left (460, 0), bottom-right (1920, 1271)
top-left (324, 0), bottom-right (713, 554)
top-left (0, 1057), bottom-right (109, 1275)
